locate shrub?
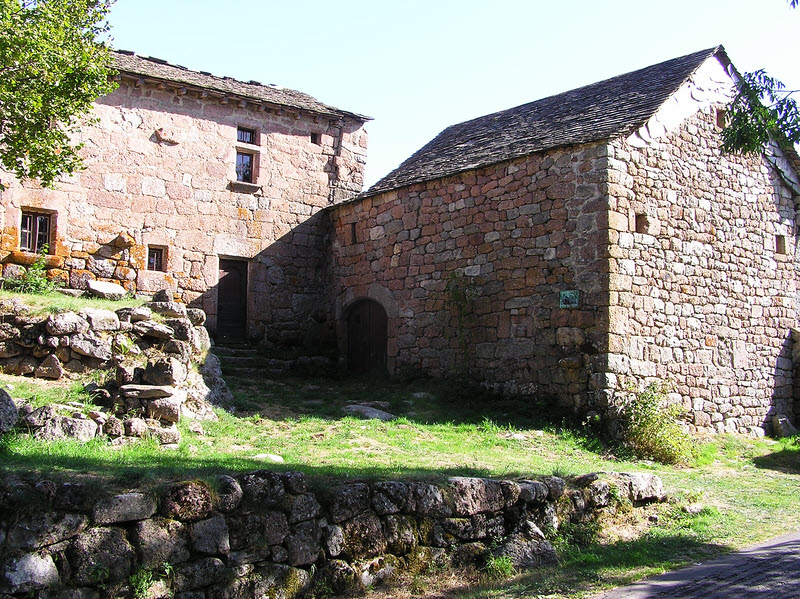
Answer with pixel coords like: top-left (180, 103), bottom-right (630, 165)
top-left (1, 246), bottom-right (61, 294)
top-left (622, 382), bottom-right (696, 465)
top-left (482, 554), bottom-right (516, 581)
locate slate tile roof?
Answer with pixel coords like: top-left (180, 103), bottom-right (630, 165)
top-left (112, 51), bottom-right (370, 122)
top-left (364, 46), bottom-right (725, 197)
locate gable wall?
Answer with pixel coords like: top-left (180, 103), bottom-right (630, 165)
top-left (329, 144), bottom-right (611, 408)
top-left (0, 79), bottom-right (368, 343)
top-left (601, 107), bottom-right (799, 434)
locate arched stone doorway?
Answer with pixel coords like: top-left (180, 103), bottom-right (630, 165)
top-left (346, 299), bottom-right (388, 375)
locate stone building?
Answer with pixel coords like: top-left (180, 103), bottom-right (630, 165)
top-left (327, 46), bottom-right (800, 435)
top-left (0, 51), bottom-right (369, 344)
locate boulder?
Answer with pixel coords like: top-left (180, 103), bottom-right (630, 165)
top-left (147, 397), bottom-right (182, 423)
top-left (772, 414), bottom-right (798, 438)
top-left (46, 313), bottom-right (89, 336)
top-left (328, 483), bottom-right (370, 523)
top-left (615, 473), bottom-right (666, 503)
top-left (163, 481), bottom-right (213, 522)
top-left (152, 289), bottom-right (173, 303)
top-left (93, 492), bottom-right (157, 524)
top-left (149, 301), bottom-right (187, 318)
top-left (86, 280), bottom-right (127, 301)
top-left (69, 334), bottom-right (112, 361)
top-left (493, 520), bottom-right (557, 568)
top-left (190, 513), bottom-right (230, 555)
top-left (116, 306), bottom-right (152, 323)
top-left (448, 477), bottom-right (505, 516)
top-left (34, 354), bottom-right (63, 380)
top-left (144, 357), bottom-right (188, 386)
top-left (0, 388), bottom-right (18, 435)
top-left (133, 518), bottom-right (190, 568)
top-left (342, 404), bottom-right (396, 421)
top-left (119, 384), bottom-right (175, 399)
top-left (1, 552), bottom-right (60, 593)
top-left (68, 526), bottom-right (135, 584)
top-left (132, 321), bottom-right (174, 339)
top-left (215, 475), bottom-right (243, 512)
top-left (186, 308), bottom-right (207, 326)
top-left (33, 417), bottom-right (98, 442)
top-left (5, 512), bottom-right (88, 549)
top-left (78, 308), bottom-right (120, 331)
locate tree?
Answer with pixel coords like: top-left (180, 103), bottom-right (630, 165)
top-left (722, 0), bottom-right (800, 154)
top-left (0, 0), bottom-right (117, 189)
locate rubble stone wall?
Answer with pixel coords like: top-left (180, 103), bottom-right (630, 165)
top-left (0, 471), bottom-right (665, 598)
top-left (329, 145), bottom-right (611, 409)
top-left (0, 77), bottom-right (368, 343)
top-left (597, 107), bottom-right (800, 435)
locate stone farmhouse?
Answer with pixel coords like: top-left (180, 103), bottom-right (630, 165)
top-left (328, 46), bottom-right (800, 436)
top-left (1, 46), bottom-right (799, 435)
top-left (0, 50), bottom-right (369, 345)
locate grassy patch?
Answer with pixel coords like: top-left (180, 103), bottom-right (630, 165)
top-left (1, 368), bottom-right (800, 598)
top-left (0, 289), bottom-right (144, 315)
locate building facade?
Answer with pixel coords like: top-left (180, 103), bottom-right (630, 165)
top-left (0, 51), bottom-right (369, 344)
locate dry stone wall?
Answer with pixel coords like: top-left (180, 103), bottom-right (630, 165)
top-left (0, 471), bottom-right (665, 597)
top-left (0, 77), bottom-right (368, 342)
top-left (330, 145), bottom-right (611, 409)
top-left (596, 108), bottom-right (800, 435)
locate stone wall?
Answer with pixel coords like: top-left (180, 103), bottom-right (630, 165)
top-left (329, 144), bottom-right (611, 409)
top-left (0, 76), bottom-right (368, 342)
top-left (0, 471), bottom-right (665, 597)
top-left (595, 107), bottom-right (800, 435)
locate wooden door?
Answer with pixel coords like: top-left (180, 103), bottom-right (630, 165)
top-left (347, 299), bottom-right (388, 374)
top-left (217, 259), bottom-right (247, 344)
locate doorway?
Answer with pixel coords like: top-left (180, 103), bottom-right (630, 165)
top-left (346, 299), bottom-right (388, 375)
top-left (217, 259), bottom-right (248, 344)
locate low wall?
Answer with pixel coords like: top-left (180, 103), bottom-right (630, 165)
top-left (0, 471), bottom-right (665, 598)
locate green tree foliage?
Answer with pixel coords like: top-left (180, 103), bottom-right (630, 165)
top-left (722, 0), bottom-right (799, 154)
top-left (0, 0), bottom-right (117, 188)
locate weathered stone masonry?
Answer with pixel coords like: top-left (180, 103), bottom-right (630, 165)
top-left (330, 144), bottom-right (610, 409)
top-left (0, 52), bottom-right (369, 343)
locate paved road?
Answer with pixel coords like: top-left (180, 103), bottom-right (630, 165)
top-left (593, 531), bottom-right (800, 598)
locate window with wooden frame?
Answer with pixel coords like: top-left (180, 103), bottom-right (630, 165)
top-left (237, 126), bottom-right (256, 144)
top-left (236, 151), bottom-right (254, 183)
top-left (235, 126), bottom-right (258, 184)
top-left (20, 211), bottom-right (52, 253)
top-left (147, 246), bottom-right (166, 272)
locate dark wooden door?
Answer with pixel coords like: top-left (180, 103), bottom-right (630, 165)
top-left (217, 259), bottom-right (247, 344)
top-left (347, 299), bottom-right (388, 375)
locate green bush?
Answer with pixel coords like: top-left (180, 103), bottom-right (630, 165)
top-left (482, 554), bottom-right (517, 581)
top-left (622, 382), bottom-right (696, 465)
top-left (1, 246), bottom-right (61, 294)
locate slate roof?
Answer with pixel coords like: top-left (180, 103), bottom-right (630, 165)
top-left (364, 46), bottom-right (725, 197)
top-left (112, 51), bottom-right (370, 122)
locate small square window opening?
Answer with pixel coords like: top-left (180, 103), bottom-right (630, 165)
top-left (310, 133), bottom-right (321, 145)
top-left (148, 247), bottom-right (166, 272)
top-left (350, 222), bottom-right (357, 244)
top-left (716, 108), bottom-right (727, 129)
top-left (237, 126), bottom-right (256, 144)
top-left (635, 214), bottom-right (649, 234)
top-left (20, 211), bottom-right (52, 253)
top-left (776, 235), bottom-right (788, 255)
top-left (236, 152), bottom-right (254, 183)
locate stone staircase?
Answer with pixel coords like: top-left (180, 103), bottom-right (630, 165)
top-left (211, 346), bottom-right (335, 379)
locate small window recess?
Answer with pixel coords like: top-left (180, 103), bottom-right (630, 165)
top-left (635, 213), bottom-right (649, 234)
top-left (147, 246), bottom-right (167, 271)
top-left (310, 133), bottom-right (321, 146)
top-left (715, 108), bottom-right (727, 129)
top-left (776, 235), bottom-right (788, 255)
top-left (20, 210), bottom-right (53, 254)
top-left (237, 126), bottom-right (257, 145)
top-left (236, 151), bottom-right (255, 183)
top-left (350, 222), bottom-right (357, 244)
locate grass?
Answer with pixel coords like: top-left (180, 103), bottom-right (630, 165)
top-left (2, 363), bottom-right (800, 598)
top-left (0, 288), bottom-right (145, 315)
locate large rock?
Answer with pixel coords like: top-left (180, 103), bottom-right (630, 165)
top-left (133, 518), bottom-right (190, 568)
top-left (144, 357), bottom-right (188, 386)
top-left (33, 416), bottom-right (98, 442)
top-left (162, 481), bottom-right (213, 522)
top-left (493, 520), bottom-right (557, 568)
top-left (342, 404), bottom-right (396, 421)
top-left (68, 526), bottom-right (135, 584)
top-left (5, 512), bottom-right (88, 549)
top-left (190, 513), bottom-right (230, 555)
top-left (0, 388), bottom-right (18, 434)
top-left (46, 313), bottom-right (89, 336)
top-left (147, 397), bottom-right (182, 423)
top-left (149, 301), bottom-right (187, 318)
top-left (69, 334), bottom-right (112, 361)
top-left (339, 511), bottom-right (387, 561)
top-left (78, 308), bottom-right (120, 331)
top-left (34, 354), bottom-right (63, 380)
top-left (328, 483), bottom-right (370, 523)
top-left (448, 477), bottom-right (505, 516)
top-left (1, 552), bottom-right (59, 593)
top-left (86, 280), bottom-right (127, 301)
top-left (93, 492), bottom-right (157, 524)
top-left (772, 414), bottom-right (798, 438)
top-left (615, 473), bottom-right (666, 503)
top-left (133, 321), bottom-right (174, 339)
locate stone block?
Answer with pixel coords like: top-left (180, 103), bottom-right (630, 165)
top-left (94, 493), bottom-right (157, 524)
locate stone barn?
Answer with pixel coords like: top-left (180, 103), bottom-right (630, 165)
top-left (0, 51), bottom-right (369, 344)
top-left (327, 46), bottom-right (800, 435)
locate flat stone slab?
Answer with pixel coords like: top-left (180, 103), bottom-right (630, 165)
top-left (119, 384), bottom-right (176, 399)
top-left (86, 280), bottom-right (127, 300)
top-left (342, 405), bottom-right (396, 421)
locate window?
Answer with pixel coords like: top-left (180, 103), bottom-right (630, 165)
top-left (236, 152), bottom-right (254, 183)
top-left (350, 222), bottom-right (357, 244)
top-left (310, 133), bottom-right (321, 145)
top-left (716, 108), bottom-right (727, 129)
top-left (147, 247), bottom-right (166, 271)
top-left (237, 126), bottom-right (256, 144)
top-left (776, 235), bottom-right (788, 255)
top-left (20, 211), bottom-right (51, 253)
top-left (635, 213), bottom-right (649, 234)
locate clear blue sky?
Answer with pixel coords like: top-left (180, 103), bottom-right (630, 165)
top-left (106, 0), bottom-right (800, 188)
